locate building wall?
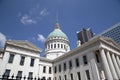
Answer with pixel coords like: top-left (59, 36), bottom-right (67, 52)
top-left (53, 42), bottom-right (101, 80)
top-left (0, 45), bottom-right (40, 78)
top-left (39, 60), bottom-right (53, 80)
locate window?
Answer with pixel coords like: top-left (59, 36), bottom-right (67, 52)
top-left (59, 76), bottom-right (61, 80)
top-left (54, 44), bottom-right (56, 48)
top-left (69, 60), bottom-right (72, 69)
top-left (83, 55), bottom-right (88, 64)
top-left (76, 58), bottom-right (79, 67)
top-left (8, 54), bottom-right (14, 63)
top-left (59, 64), bottom-right (61, 72)
top-left (17, 71), bottom-right (22, 79)
top-left (43, 66), bottom-right (46, 73)
top-left (70, 73), bottom-right (74, 80)
top-left (49, 67), bottom-right (52, 74)
top-left (4, 69), bottom-right (10, 76)
top-left (54, 66), bottom-right (57, 73)
top-left (20, 56), bottom-right (25, 65)
top-left (28, 72), bottom-right (33, 79)
top-left (64, 62), bottom-right (66, 71)
top-left (54, 77), bottom-right (56, 80)
top-left (61, 44), bottom-right (63, 48)
top-left (64, 75), bottom-right (67, 80)
top-left (95, 50), bottom-right (100, 63)
top-left (30, 58), bottom-right (34, 67)
top-left (48, 77), bottom-right (51, 80)
top-left (86, 70), bottom-right (90, 80)
top-left (51, 44), bottom-right (53, 49)
top-left (77, 72), bottom-right (81, 80)
top-left (58, 44), bottom-right (60, 48)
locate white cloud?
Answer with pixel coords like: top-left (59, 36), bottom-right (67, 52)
top-left (0, 32), bottom-right (6, 47)
top-left (40, 8), bottom-right (50, 16)
top-left (21, 15), bottom-right (37, 25)
top-left (37, 34), bottom-right (46, 43)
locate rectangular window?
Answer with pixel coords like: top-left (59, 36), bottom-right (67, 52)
top-left (28, 72), bottom-right (33, 79)
top-left (95, 53), bottom-right (100, 63)
top-left (48, 77), bottom-right (51, 80)
top-left (49, 67), bottom-right (52, 74)
top-left (64, 63), bottom-right (66, 71)
top-left (69, 60), bottom-right (72, 69)
top-left (86, 70), bottom-right (90, 80)
top-left (76, 58), bottom-right (79, 67)
top-left (20, 56), bottom-right (25, 65)
top-left (54, 77), bottom-right (56, 80)
top-left (83, 55), bottom-right (88, 65)
top-left (70, 73), bottom-right (74, 80)
top-left (3, 69), bottom-right (11, 79)
top-left (17, 71), bottom-right (22, 79)
top-left (30, 58), bottom-right (34, 67)
top-left (54, 66), bottom-right (57, 73)
top-left (43, 66), bottom-right (46, 73)
top-left (59, 64), bottom-right (61, 72)
top-left (4, 69), bottom-right (10, 76)
top-left (59, 76), bottom-right (61, 80)
top-left (77, 72), bottom-right (81, 80)
top-left (64, 75), bottom-right (67, 80)
top-left (8, 54), bottom-right (14, 63)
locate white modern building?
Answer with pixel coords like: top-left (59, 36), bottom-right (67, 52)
top-left (0, 22), bottom-right (120, 80)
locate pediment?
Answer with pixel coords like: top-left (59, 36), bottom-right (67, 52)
top-left (6, 40), bottom-right (41, 52)
top-left (100, 37), bottom-right (120, 48)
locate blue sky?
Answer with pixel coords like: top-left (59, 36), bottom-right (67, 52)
top-left (0, 0), bottom-right (120, 56)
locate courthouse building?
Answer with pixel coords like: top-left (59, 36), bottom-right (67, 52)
top-left (0, 22), bottom-right (120, 80)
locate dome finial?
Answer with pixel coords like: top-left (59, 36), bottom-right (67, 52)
top-left (55, 13), bottom-right (60, 29)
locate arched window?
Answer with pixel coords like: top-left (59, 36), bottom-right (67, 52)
top-left (61, 44), bottom-right (63, 48)
top-left (51, 44), bottom-right (53, 49)
top-left (58, 44), bottom-right (60, 48)
top-left (54, 44), bottom-right (56, 48)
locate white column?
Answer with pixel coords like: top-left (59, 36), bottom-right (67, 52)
top-left (99, 49), bottom-right (113, 80)
top-left (106, 51), bottom-right (118, 79)
top-left (116, 56), bottom-right (120, 68)
top-left (111, 54), bottom-right (120, 78)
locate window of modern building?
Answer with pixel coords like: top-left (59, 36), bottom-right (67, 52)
top-left (59, 64), bottom-right (61, 72)
top-left (54, 66), bottom-right (57, 73)
top-left (17, 71), bottom-right (22, 79)
top-left (64, 75), bottom-right (67, 80)
top-left (59, 76), bottom-right (61, 80)
top-left (63, 62), bottom-right (66, 71)
top-left (69, 60), bottom-right (72, 69)
top-left (86, 70), bottom-right (90, 80)
top-left (70, 73), bottom-right (74, 80)
top-left (20, 56), bottom-right (25, 66)
top-left (43, 66), bottom-right (46, 73)
top-left (77, 72), bottom-right (81, 80)
top-left (83, 55), bottom-right (88, 65)
top-left (4, 69), bottom-right (11, 77)
top-left (75, 58), bottom-right (79, 67)
top-left (49, 67), bottom-right (52, 74)
top-left (30, 58), bottom-right (34, 67)
top-left (8, 54), bottom-right (14, 63)
top-left (28, 72), bottom-right (33, 79)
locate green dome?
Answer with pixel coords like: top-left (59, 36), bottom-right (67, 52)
top-left (47, 22), bottom-right (68, 39)
top-left (48, 29), bottom-right (68, 39)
